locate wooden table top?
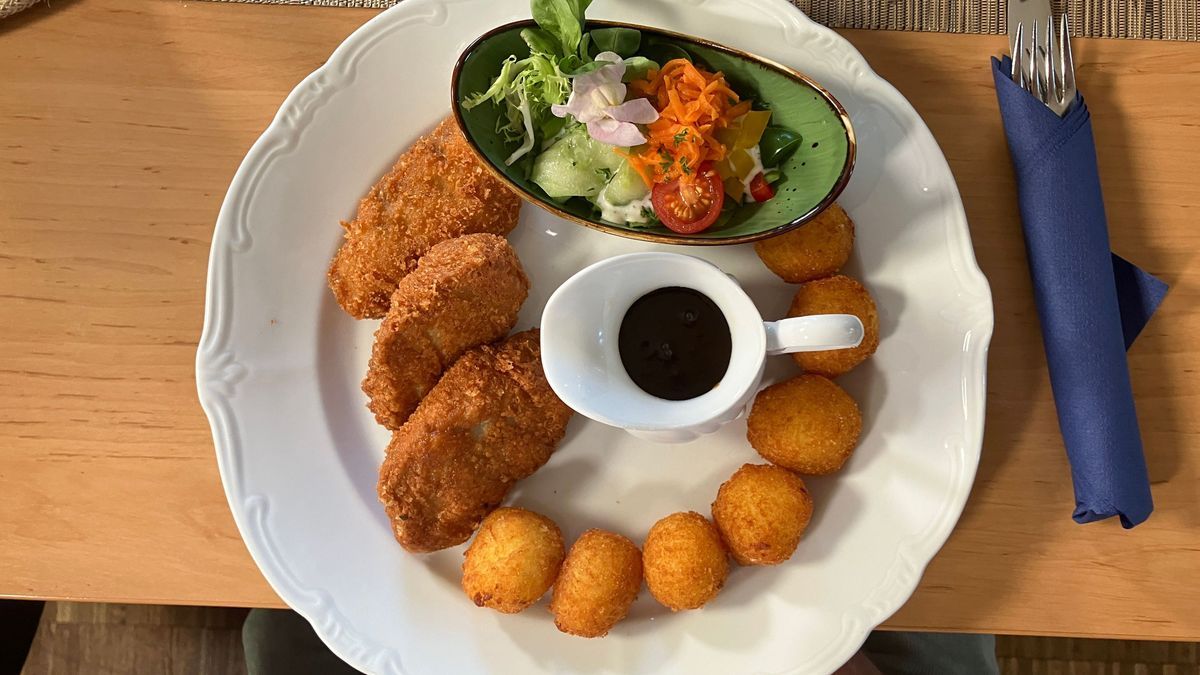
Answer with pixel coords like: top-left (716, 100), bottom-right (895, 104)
top-left (1, 0), bottom-right (1197, 642)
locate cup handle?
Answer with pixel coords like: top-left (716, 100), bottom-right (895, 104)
top-left (764, 314), bottom-right (864, 355)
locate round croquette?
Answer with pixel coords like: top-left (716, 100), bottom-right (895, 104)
top-left (642, 512), bottom-right (729, 611)
top-left (747, 374), bottom-right (862, 475)
top-left (712, 464), bottom-right (814, 565)
top-left (461, 507), bottom-right (565, 613)
top-left (549, 529), bottom-right (643, 638)
top-left (787, 275), bottom-right (879, 377)
top-left (754, 203), bottom-right (855, 283)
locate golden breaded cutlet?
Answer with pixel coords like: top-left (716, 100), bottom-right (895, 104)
top-left (328, 116), bottom-right (522, 319)
top-left (362, 233), bottom-right (529, 431)
top-left (377, 329), bottom-right (573, 553)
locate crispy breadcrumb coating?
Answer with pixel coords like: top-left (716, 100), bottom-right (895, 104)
top-left (377, 330), bottom-right (572, 553)
top-left (328, 116), bottom-right (521, 319)
top-left (748, 374), bottom-right (862, 475)
top-left (550, 530), bottom-right (643, 638)
top-left (461, 507), bottom-right (564, 613)
top-left (712, 464), bottom-right (814, 565)
top-left (362, 233), bottom-right (528, 430)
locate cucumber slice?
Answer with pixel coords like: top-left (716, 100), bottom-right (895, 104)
top-left (531, 126), bottom-right (625, 199)
top-left (602, 161), bottom-right (650, 205)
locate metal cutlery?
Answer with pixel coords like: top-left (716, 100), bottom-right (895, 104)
top-left (1009, 3), bottom-right (1076, 117)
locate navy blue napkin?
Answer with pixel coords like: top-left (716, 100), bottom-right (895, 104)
top-left (991, 57), bottom-right (1168, 528)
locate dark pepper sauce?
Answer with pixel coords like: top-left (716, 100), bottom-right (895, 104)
top-left (617, 286), bottom-right (732, 401)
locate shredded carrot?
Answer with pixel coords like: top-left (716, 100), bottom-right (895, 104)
top-left (622, 59), bottom-right (747, 186)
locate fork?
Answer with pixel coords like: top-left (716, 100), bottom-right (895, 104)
top-left (1011, 12), bottom-right (1076, 117)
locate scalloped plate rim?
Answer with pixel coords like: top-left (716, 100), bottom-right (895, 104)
top-left (195, 0), bottom-right (995, 673)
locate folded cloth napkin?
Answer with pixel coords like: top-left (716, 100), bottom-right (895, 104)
top-left (991, 57), bottom-right (1169, 528)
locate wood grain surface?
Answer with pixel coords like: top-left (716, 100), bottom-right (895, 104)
top-left (0, 0), bottom-right (1197, 640)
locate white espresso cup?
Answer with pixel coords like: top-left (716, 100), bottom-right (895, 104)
top-left (540, 252), bottom-right (864, 443)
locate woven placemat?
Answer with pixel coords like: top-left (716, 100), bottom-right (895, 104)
top-left (196, 0), bottom-right (1197, 41)
top-left (797, 0), bottom-right (1197, 40)
top-left (0, 0), bottom-right (40, 19)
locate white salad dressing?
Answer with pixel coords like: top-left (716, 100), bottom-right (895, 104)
top-left (596, 186), bottom-right (654, 224)
top-left (739, 145), bottom-right (766, 203)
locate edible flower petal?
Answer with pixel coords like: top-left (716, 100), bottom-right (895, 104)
top-left (586, 117), bottom-right (650, 147)
top-left (551, 51), bottom-right (658, 146)
top-left (606, 97), bottom-right (659, 124)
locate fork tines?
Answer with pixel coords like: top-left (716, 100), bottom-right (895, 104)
top-left (1011, 12), bottom-right (1076, 116)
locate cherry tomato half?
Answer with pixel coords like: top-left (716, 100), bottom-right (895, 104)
top-left (651, 162), bottom-right (725, 234)
top-left (749, 173), bottom-right (775, 202)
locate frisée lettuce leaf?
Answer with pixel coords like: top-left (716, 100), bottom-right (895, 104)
top-left (461, 52), bottom-right (572, 165)
top-left (462, 0), bottom-right (647, 168)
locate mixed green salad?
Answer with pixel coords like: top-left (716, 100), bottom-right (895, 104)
top-left (462, 0), bottom-right (804, 235)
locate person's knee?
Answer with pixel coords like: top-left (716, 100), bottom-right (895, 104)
top-left (862, 631), bottom-right (999, 675)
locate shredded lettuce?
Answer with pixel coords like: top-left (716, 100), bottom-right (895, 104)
top-left (462, 0), bottom-right (649, 168)
top-left (462, 53), bottom-right (571, 165)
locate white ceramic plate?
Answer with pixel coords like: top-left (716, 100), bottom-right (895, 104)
top-left (196, 1), bottom-right (994, 673)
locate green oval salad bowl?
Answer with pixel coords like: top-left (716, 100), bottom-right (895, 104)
top-left (451, 14), bottom-right (855, 246)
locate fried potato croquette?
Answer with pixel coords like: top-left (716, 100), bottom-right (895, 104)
top-left (712, 464), bottom-right (814, 565)
top-left (461, 507), bottom-right (565, 614)
top-left (377, 330), bottom-right (573, 553)
top-left (788, 274), bottom-right (879, 377)
top-left (748, 374), bottom-right (862, 475)
top-left (550, 530), bottom-right (643, 638)
top-left (328, 116), bottom-right (522, 319)
top-left (754, 203), bottom-right (855, 283)
top-left (642, 511), bottom-right (728, 611)
top-left (362, 234), bottom-right (529, 430)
